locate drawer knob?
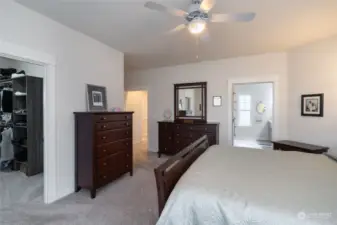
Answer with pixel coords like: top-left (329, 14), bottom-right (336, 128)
top-left (169, 137), bottom-right (171, 140)
top-left (102, 136), bottom-right (106, 140)
top-left (102, 125), bottom-right (107, 128)
top-left (101, 117), bottom-right (107, 120)
top-left (125, 122), bottom-right (129, 126)
top-left (103, 176), bottom-right (107, 179)
top-left (126, 142), bottom-right (129, 146)
top-left (126, 165), bottom-right (129, 168)
top-left (205, 128), bottom-right (208, 131)
top-left (103, 149), bottom-right (107, 152)
top-left (164, 147), bottom-right (167, 150)
top-left (103, 162), bottom-right (107, 166)
top-left (177, 141), bottom-right (180, 144)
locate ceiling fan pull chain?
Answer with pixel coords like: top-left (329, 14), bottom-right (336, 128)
top-left (196, 36), bottom-right (200, 60)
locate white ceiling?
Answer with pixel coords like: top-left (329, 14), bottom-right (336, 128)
top-left (15, 0), bottom-right (337, 71)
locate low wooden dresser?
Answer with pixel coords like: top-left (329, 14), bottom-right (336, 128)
top-left (74, 112), bottom-right (133, 198)
top-left (158, 121), bottom-right (219, 157)
top-left (273, 140), bottom-right (329, 154)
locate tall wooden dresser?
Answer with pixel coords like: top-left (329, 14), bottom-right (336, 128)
top-left (158, 121), bottom-right (219, 157)
top-left (74, 112), bottom-right (133, 198)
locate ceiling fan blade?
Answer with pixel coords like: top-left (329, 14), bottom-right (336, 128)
top-left (167, 24), bottom-right (187, 34)
top-left (210, 12), bottom-right (256, 23)
top-left (200, 0), bottom-right (216, 12)
top-left (144, 1), bottom-right (187, 17)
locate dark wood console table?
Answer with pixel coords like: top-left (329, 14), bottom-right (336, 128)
top-left (273, 140), bottom-right (329, 154)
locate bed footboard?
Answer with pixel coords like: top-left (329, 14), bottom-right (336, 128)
top-left (154, 135), bottom-right (209, 215)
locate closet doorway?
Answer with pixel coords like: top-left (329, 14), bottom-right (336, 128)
top-left (125, 90), bottom-right (148, 164)
top-left (0, 56), bottom-right (44, 204)
top-left (231, 82), bottom-right (274, 149)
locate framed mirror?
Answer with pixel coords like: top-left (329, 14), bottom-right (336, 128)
top-left (174, 82), bottom-right (207, 123)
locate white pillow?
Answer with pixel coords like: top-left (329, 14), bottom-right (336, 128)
top-left (325, 148), bottom-right (337, 160)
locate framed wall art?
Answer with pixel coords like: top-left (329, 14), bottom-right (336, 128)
top-left (86, 84), bottom-right (107, 111)
top-left (301, 93), bottom-right (324, 117)
top-left (213, 96), bottom-right (222, 107)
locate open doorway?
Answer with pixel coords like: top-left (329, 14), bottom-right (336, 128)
top-left (125, 90), bottom-right (148, 163)
top-left (232, 82), bottom-right (273, 149)
top-left (0, 56), bottom-right (44, 204)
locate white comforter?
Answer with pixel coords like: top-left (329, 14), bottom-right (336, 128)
top-left (156, 145), bottom-right (337, 225)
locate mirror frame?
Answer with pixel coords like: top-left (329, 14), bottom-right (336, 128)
top-left (174, 82), bottom-right (207, 124)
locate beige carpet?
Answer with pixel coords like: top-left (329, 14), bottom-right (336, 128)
top-left (0, 149), bottom-right (168, 225)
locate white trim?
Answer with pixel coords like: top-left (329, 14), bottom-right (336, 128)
top-left (227, 76), bottom-right (279, 146)
top-left (0, 39), bottom-right (57, 204)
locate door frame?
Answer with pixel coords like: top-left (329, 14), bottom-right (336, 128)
top-left (0, 39), bottom-right (57, 203)
top-left (227, 77), bottom-right (279, 146)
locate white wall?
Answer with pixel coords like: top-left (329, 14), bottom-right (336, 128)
top-left (234, 83), bottom-right (273, 141)
top-left (288, 36), bottom-right (337, 148)
top-left (126, 53), bottom-right (288, 152)
top-left (0, 0), bottom-right (124, 201)
top-left (0, 56), bottom-right (16, 68)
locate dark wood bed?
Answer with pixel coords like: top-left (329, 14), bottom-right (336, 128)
top-left (154, 135), bottom-right (210, 215)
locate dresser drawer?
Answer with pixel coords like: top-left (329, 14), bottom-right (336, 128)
top-left (97, 151), bottom-right (132, 172)
top-left (95, 120), bottom-right (132, 131)
top-left (159, 135), bottom-right (173, 142)
top-left (159, 122), bottom-right (173, 131)
top-left (158, 123), bottom-right (173, 138)
top-left (159, 137), bottom-right (173, 154)
top-left (188, 125), bottom-right (216, 133)
top-left (96, 139), bottom-right (131, 158)
top-left (96, 128), bottom-right (131, 144)
top-left (96, 151), bottom-right (131, 186)
top-left (207, 135), bottom-right (217, 145)
top-left (94, 114), bottom-right (132, 123)
top-left (174, 138), bottom-right (193, 150)
top-left (175, 131), bottom-right (204, 139)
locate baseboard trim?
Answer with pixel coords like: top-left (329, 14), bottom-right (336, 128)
top-left (148, 148), bottom-right (158, 153)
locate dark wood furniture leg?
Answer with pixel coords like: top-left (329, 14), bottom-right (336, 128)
top-left (75, 186), bottom-right (81, 192)
top-left (154, 135), bottom-right (209, 215)
top-left (158, 152), bottom-right (161, 158)
top-left (90, 189), bottom-right (96, 199)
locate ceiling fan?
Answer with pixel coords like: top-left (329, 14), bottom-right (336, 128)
top-left (144, 0), bottom-right (256, 39)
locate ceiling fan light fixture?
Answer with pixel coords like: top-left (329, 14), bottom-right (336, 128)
top-left (188, 19), bottom-right (206, 34)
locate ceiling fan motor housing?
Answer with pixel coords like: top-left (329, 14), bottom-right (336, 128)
top-left (186, 0), bottom-right (209, 22)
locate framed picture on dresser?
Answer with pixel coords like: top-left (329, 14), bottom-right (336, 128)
top-left (86, 84), bottom-right (107, 111)
top-left (301, 93), bottom-right (324, 117)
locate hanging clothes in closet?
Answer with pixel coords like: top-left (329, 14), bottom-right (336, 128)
top-left (0, 85), bottom-right (13, 113)
top-left (0, 127), bottom-right (14, 171)
top-left (2, 89), bottom-right (13, 113)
